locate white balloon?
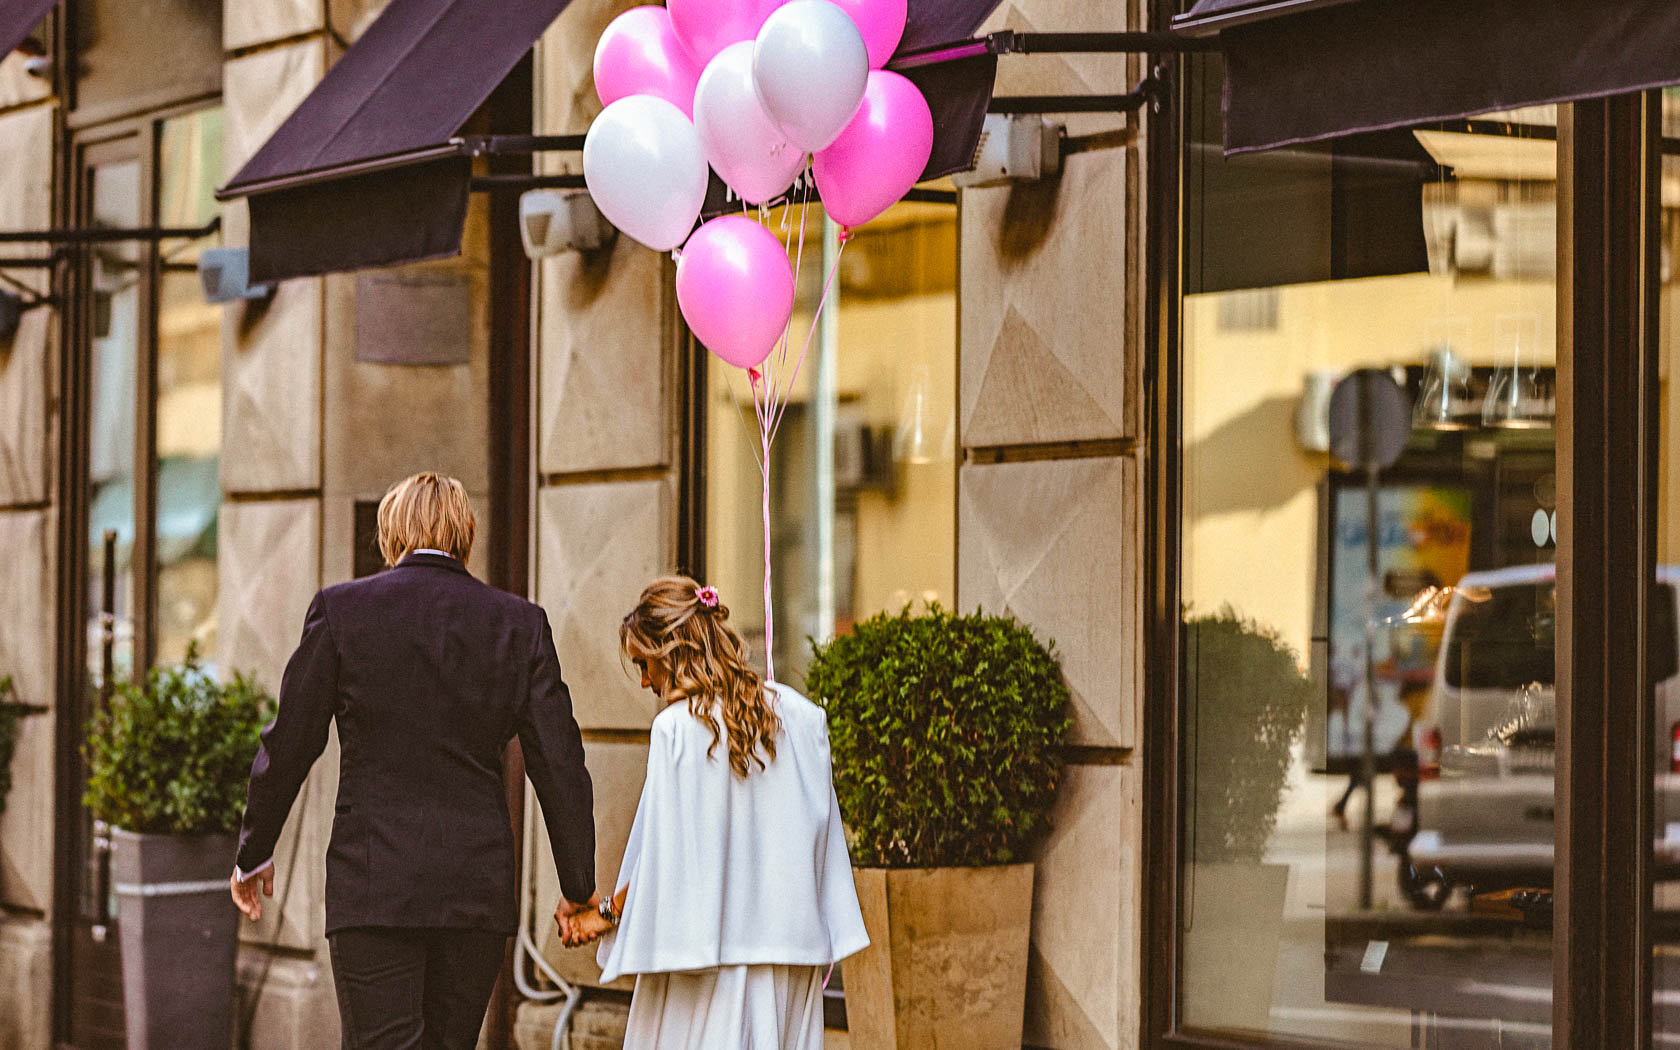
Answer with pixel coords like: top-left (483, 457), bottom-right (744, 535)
top-left (583, 95), bottom-right (710, 252)
top-left (695, 42), bottom-right (807, 205)
top-left (753, 0), bottom-right (869, 153)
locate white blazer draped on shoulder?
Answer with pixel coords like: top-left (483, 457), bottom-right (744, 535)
top-left (596, 683), bottom-right (868, 982)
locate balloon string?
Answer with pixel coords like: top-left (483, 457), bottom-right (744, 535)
top-left (768, 235), bottom-right (845, 447)
top-left (768, 169), bottom-right (813, 411)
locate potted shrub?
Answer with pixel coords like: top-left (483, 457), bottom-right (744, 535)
top-left (1179, 608), bottom-right (1312, 1032)
top-left (84, 644), bottom-right (273, 1050)
top-left (806, 605), bottom-right (1071, 1050)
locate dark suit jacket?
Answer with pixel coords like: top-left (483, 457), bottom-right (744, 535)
top-left (234, 552), bottom-right (596, 935)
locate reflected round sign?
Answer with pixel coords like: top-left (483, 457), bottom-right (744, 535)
top-left (1328, 368), bottom-right (1411, 471)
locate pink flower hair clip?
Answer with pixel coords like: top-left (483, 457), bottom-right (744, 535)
top-left (695, 585), bottom-right (720, 609)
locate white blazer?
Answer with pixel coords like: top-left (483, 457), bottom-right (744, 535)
top-left (596, 683), bottom-right (869, 981)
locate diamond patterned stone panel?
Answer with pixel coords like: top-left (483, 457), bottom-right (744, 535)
top-left (0, 303), bottom-right (51, 508)
top-left (224, 40), bottom-right (327, 178)
top-left (532, 737), bottom-right (647, 990)
top-left (958, 456), bottom-right (1139, 749)
top-left (977, 0), bottom-right (1145, 139)
top-left (538, 239), bottom-right (672, 476)
top-left (224, 0), bottom-right (323, 52)
top-left (1024, 761), bottom-right (1140, 1050)
top-left (960, 148), bottom-right (1135, 447)
top-left (0, 509), bottom-right (53, 913)
top-left (222, 278), bottom-right (324, 494)
top-left (0, 105), bottom-right (50, 298)
top-left (537, 0), bottom-right (644, 142)
top-left (536, 479), bottom-right (673, 730)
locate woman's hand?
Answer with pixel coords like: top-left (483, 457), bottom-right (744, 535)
top-left (230, 868), bottom-right (274, 921)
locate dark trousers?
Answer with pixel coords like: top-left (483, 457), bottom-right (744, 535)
top-left (328, 926), bottom-right (509, 1050)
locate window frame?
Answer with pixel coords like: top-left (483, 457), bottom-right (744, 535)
top-left (1142, 4), bottom-right (1663, 1047)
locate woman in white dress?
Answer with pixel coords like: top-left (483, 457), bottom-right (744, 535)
top-left (560, 575), bottom-right (868, 1049)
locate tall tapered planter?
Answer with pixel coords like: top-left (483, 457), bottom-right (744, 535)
top-left (112, 829), bottom-right (240, 1050)
top-left (843, 863), bottom-right (1035, 1050)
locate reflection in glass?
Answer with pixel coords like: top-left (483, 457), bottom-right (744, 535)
top-left (154, 109), bottom-right (222, 666)
top-left (705, 202), bottom-right (955, 683)
top-left (1414, 345), bottom-right (1477, 430)
top-left (1483, 314), bottom-right (1551, 429)
top-left (1181, 54), bottom-right (1556, 1048)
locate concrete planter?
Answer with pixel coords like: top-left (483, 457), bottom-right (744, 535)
top-left (112, 828), bottom-right (240, 1050)
top-left (843, 863), bottom-right (1035, 1050)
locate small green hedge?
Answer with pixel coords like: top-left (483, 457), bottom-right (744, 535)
top-left (805, 605), bottom-right (1072, 868)
top-left (84, 645), bottom-right (274, 836)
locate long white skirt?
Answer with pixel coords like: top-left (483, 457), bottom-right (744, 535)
top-left (623, 964), bottom-right (825, 1049)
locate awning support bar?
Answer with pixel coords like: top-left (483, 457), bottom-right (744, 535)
top-left (887, 28), bottom-right (1218, 71)
top-left (990, 71), bottom-right (1165, 115)
top-left (0, 216), bottom-right (220, 244)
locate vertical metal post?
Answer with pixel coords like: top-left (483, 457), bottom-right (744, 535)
top-left (91, 528), bottom-right (117, 943)
top-left (1359, 377), bottom-right (1379, 911)
top-left (814, 218), bottom-right (840, 644)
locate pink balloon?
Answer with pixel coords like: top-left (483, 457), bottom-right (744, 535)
top-left (812, 70), bottom-right (932, 228)
top-left (670, 0), bottom-right (785, 66)
top-left (826, 0), bottom-right (906, 68)
top-left (677, 216), bottom-right (795, 369)
top-left (594, 6), bottom-right (703, 115)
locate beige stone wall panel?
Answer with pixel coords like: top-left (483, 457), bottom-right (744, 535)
top-left (223, 278), bottom-right (324, 493)
top-left (536, 480), bottom-right (671, 730)
top-left (321, 257), bottom-right (492, 497)
top-left (0, 306), bottom-right (52, 507)
top-left (538, 240), bottom-right (672, 475)
top-left (0, 53), bottom-right (51, 110)
top-left (224, 40), bottom-right (327, 177)
top-left (0, 508), bottom-right (53, 913)
top-left (960, 150), bottom-right (1135, 447)
top-left (958, 456), bottom-right (1139, 749)
top-left (537, 0), bottom-right (645, 142)
top-left (224, 0), bottom-right (324, 53)
top-left (531, 738), bottom-right (647, 989)
top-left (977, 0), bottom-right (1143, 139)
top-left (1024, 762), bottom-right (1141, 1050)
top-left (0, 916), bottom-right (51, 1050)
top-left (0, 105), bottom-right (52, 297)
top-left (237, 943), bottom-right (341, 1050)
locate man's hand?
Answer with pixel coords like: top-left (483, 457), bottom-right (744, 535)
top-left (555, 893), bottom-right (601, 948)
top-left (230, 868), bottom-right (274, 921)
top-left (560, 907), bottom-right (613, 949)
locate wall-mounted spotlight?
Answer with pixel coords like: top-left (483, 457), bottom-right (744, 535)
top-left (952, 114), bottom-right (1063, 189)
top-left (198, 247), bottom-right (274, 304)
top-left (519, 189), bottom-right (616, 259)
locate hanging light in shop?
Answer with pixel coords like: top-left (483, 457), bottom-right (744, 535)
top-left (894, 365), bottom-right (944, 465)
top-left (1482, 313), bottom-right (1552, 428)
top-left (1413, 345), bottom-right (1476, 430)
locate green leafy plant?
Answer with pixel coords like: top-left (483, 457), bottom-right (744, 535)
top-left (84, 643), bottom-right (274, 836)
top-left (1184, 608), bottom-right (1313, 864)
top-left (805, 605), bottom-right (1072, 868)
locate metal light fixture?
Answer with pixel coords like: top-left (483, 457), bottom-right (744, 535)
top-left (1482, 313), bottom-right (1551, 429)
top-left (1413, 345), bottom-right (1476, 430)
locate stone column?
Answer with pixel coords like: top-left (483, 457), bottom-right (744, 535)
top-left (956, 1), bottom-right (1147, 1048)
top-left (516, 4), bottom-right (681, 1045)
top-left (0, 71), bottom-right (59, 1050)
top-left (220, 2), bottom-right (335, 1046)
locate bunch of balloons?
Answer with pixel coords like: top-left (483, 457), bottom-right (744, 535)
top-left (583, 0), bottom-right (935, 370)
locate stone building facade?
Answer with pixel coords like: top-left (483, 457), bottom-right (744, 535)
top-left (0, 0), bottom-right (1149, 1048)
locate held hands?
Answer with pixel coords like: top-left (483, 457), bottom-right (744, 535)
top-left (555, 893), bottom-right (613, 949)
top-left (230, 868), bottom-right (274, 921)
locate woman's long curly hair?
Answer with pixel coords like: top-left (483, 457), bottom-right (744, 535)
top-left (620, 576), bottom-right (780, 777)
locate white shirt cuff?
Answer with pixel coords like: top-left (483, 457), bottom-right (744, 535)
top-left (234, 857), bottom-right (274, 882)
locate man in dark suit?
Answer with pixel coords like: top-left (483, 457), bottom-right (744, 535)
top-left (230, 472), bottom-right (595, 1050)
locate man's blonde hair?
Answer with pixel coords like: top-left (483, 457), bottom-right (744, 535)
top-left (377, 472), bottom-right (476, 566)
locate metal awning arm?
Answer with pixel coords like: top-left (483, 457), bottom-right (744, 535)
top-left (0, 216), bottom-right (220, 245)
top-left (887, 28), bottom-right (1219, 71)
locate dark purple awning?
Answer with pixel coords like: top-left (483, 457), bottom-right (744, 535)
top-left (223, 0), bottom-right (1001, 281)
top-left (1177, 0), bottom-right (1680, 154)
top-left (219, 0), bottom-right (576, 282)
top-left (2, 0), bottom-right (58, 62)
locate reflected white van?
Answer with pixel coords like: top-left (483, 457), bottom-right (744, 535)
top-left (1403, 564), bottom-right (1680, 908)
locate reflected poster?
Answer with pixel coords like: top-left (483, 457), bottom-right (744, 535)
top-left (1327, 483), bottom-right (1473, 763)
